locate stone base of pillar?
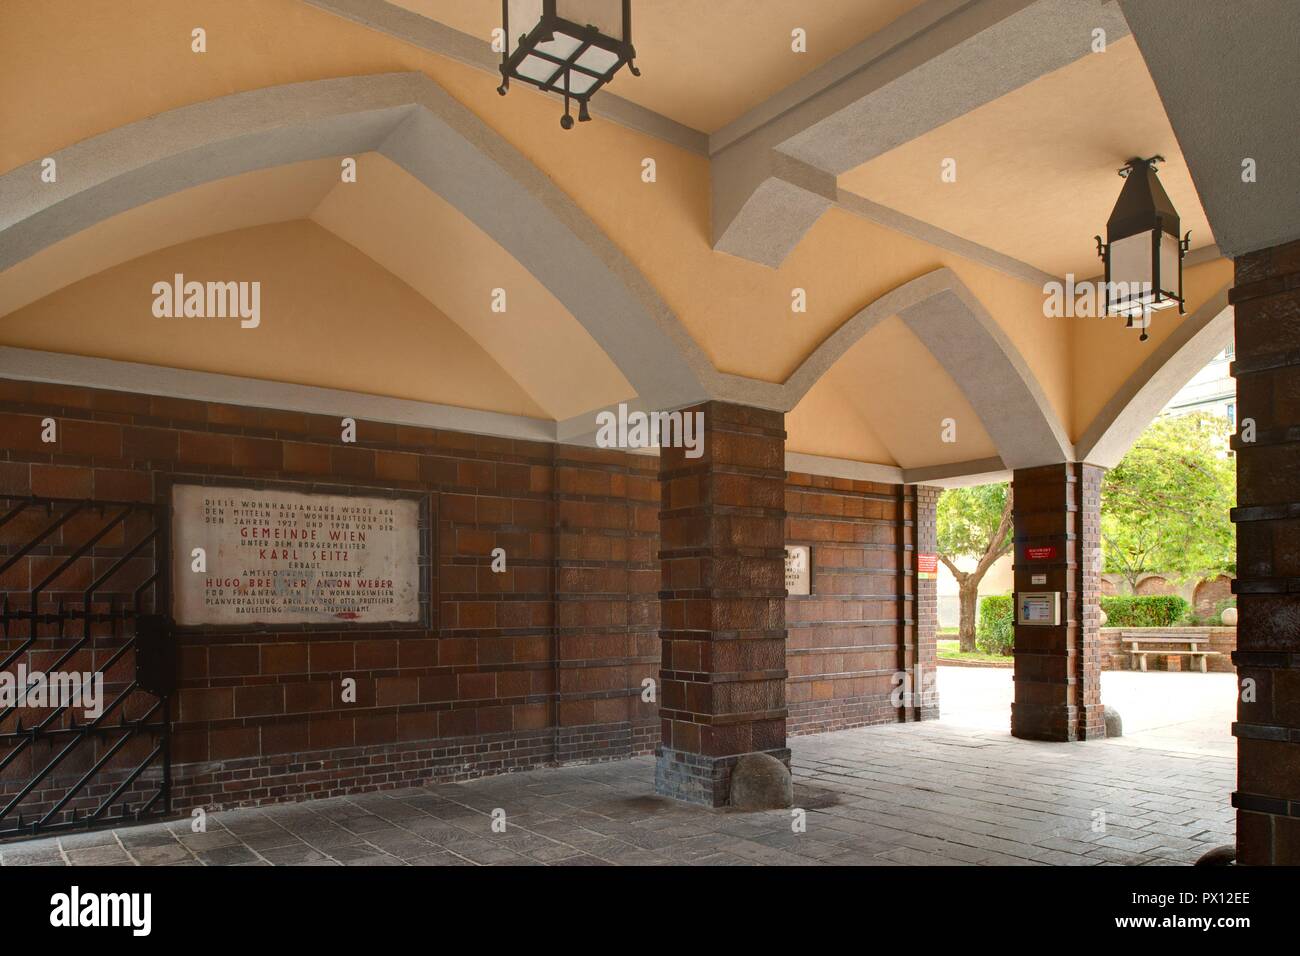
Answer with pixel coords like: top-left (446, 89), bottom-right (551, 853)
top-left (1011, 700), bottom-right (1105, 742)
top-left (654, 745), bottom-right (792, 808)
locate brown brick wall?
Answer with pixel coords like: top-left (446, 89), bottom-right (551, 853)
top-left (0, 377), bottom-right (659, 819)
top-left (1192, 574), bottom-right (1233, 619)
top-left (784, 475), bottom-right (935, 735)
top-left (1, 380), bottom-right (929, 820)
top-left (552, 446), bottom-right (660, 762)
top-left (1230, 237), bottom-right (1300, 865)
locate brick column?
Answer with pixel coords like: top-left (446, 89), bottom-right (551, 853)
top-left (914, 485), bottom-right (941, 720)
top-left (1230, 238), bottom-right (1300, 865)
top-left (656, 401), bottom-right (788, 806)
top-left (1010, 463), bottom-right (1104, 741)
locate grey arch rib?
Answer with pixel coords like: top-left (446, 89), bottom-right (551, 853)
top-left (1075, 286), bottom-right (1233, 468)
top-left (0, 72), bottom-right (713, 412)
top-left (715, 268), bottom-right (1073, 471)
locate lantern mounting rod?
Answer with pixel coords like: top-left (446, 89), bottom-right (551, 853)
top-left (1118, 155), bottom-right (1165, 178)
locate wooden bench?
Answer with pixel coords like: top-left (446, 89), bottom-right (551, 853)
top-left (1122, 632), bottom-right (1221, 673)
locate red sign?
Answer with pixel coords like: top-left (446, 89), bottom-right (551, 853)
top-left (1025, 545), bottom-right (1058, 561)
top-left (917, 553), bottom-right (937, 579)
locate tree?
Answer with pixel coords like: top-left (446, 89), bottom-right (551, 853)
top-left (1101, 411), bottom-right (1235, 591)
top-left (937, 483), bottom-right (1013, 653)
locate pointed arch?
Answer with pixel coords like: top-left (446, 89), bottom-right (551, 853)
top-left (1074, 286), bottom-right (1233, 468)
top-left (0, 72), bottom-right (713, 412)
top-left (715, 267), bottom-right (1073, 470)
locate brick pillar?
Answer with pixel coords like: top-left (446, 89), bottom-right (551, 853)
top-left (1010, 463), bottom-right (1104, 741)
top-left (1230, 238), bottom-right (1300, 865)
top-left (655, 401), bottom-right (788, 806)
top-left (914, 485), bottom-right (941, 719)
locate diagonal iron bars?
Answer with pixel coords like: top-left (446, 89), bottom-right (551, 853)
top-left (0, 495), bottom-right (173, 839)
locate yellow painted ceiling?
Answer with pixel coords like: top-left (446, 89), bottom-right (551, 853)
top-left (0, 154), bottom-right (635, 421)
top-left (0, 0), bottom-right (1238, 468)
top-left (310, 153), bottom-right (634, 420)
top-left (787, 316), bottom-right (998, 467)
top-left (838, 36), bottom-right (1214, 279)
top-left (1070, 256), bottom-right (1234, 438)
top-left (0, 220), bottom-right (549, 419)
top-left (391, 0), bottom-right (925, 132)
top-left (0, 0), bottom-right (1079, 432)
top-left (0, 160), bottom-right (343, 318)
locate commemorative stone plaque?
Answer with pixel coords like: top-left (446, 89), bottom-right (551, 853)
top-left (171, 484), bottom-right (421, 627)
top-left (784, 545), bottom-right (811, 596)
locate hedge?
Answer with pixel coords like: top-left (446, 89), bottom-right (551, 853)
top-left (974, 594), bottom-right (1190, 655)
top-left (1100, 595), bottom-right (1189, 627)
top-left (976, 595), bottom-right (1014, 655)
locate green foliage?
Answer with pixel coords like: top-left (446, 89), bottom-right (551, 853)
top-left (937, 483), bottom-right (1011, 560)
top-left (1101, 412), bottom-right (1235, 587)
top-left (976, 595), bottom-right (1014, 655)
top-left (1100, 595), bottom-right (1190, 627)
top-left (936, 640), bottom-right (1011, 663)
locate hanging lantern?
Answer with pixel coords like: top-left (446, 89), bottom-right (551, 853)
top-left (1094, 155), bottom-right (1190, 341)
top-left (497, 1), bottom-right (640, 129)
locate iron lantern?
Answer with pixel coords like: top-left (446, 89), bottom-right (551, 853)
top-left (1094, 155), bottom-right (1191, 341)
top-left (498, 0), bottom-right (640, 129)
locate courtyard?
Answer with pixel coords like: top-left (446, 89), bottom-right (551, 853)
top-left (0, 668), bottom-right (1235, 867)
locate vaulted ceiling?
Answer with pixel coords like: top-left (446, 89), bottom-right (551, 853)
top-left (2, 0), bottom-right (1292, 480)
top-left (838, 35), bottom-right (1214, 279)
top-left (386, 0), bottom-right (926, 132)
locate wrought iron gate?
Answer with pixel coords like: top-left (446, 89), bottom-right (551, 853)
top-left (0, 494), bottom-right (173, 839)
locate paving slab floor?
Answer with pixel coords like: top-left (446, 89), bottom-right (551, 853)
top-left (0, 667), bottom-right (1235, 866)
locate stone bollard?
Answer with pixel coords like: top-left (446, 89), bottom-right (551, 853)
top-left (729, 753), bottom-right (793, 809)
top-left (1103, 705), bottom-right (1123, 738)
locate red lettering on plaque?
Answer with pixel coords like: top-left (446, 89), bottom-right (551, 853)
top-left (917, 553), bottom-right (938, 580)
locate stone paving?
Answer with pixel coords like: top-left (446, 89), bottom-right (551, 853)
top-left (0, 670), bottom-right (1236, 866)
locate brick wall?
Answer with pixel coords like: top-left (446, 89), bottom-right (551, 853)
top-left (553, 446), bottom-right (660, 762)
top-left (1, 379), bottom-right (929, 822)
top-left (784, 474), bottom-right (934, 735)
top-left (1229, 237), bottom-right (1300, 864)
top-left (0, 377), bottom-right (658, 819)
top-left (1192, 575), bottom-right (1233, 619)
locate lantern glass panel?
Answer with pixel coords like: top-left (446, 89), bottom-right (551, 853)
top-left (507, 0), bottom-right (544, 55)
top-left (537, 32), bottom-right (582, 60)
top-left (559, 71), bottom-right (598, 94)
top-left (517, 54), bottom-right (560, 84)
top-left (1108, 230), bottom-right (1154, 313)
top-left (1156, 230), bottom-right (1181, 304)
top-left (576, 45), bottom-right (620, 74)
top-left (556, 0), bottom-right (625, 40)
